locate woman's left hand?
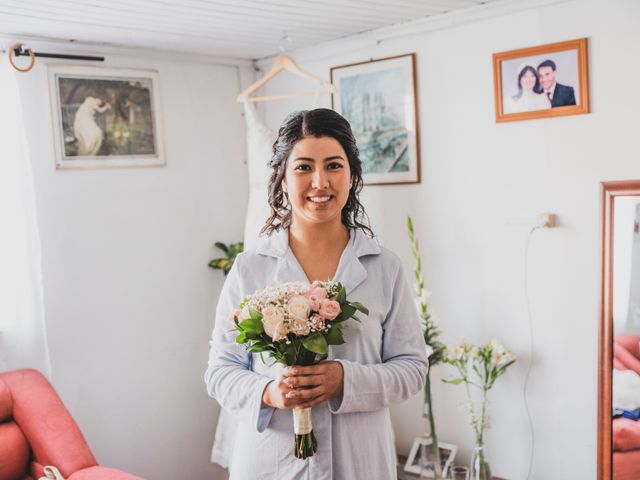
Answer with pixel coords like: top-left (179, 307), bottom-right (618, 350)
top-left (282, 361), bottom-right (344, 409)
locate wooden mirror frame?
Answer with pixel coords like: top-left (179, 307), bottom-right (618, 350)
top-left (599, 179), bottom-right (640, 480)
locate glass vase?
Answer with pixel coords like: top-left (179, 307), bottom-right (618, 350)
top-left (470, 444), bottom-right (491, 480)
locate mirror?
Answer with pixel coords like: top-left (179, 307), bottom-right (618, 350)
top-left (600, 180), bottom-right (640, 480)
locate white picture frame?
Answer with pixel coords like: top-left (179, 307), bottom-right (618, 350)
top-left (404, 437), bottom-right (458, 478)
top-left (47, 64), bottom-right (165, 170)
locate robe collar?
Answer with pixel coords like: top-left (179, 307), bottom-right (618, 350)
top-left (255, 227), bottom-right (381, 295)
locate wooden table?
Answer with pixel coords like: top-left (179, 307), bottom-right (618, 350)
top-left (397, 455), bottom-right (506, 479)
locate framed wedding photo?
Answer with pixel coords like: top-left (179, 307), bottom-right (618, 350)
top-left (330, 53), bottom-right (420, 186)
top-left (493, 38), bottom-right (590, 122)
top-left (47, 65), bottom-right (165, 170)
top-left (404, 437), bottom-right (458, 478)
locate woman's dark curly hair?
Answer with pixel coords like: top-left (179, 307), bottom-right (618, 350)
top-left (260, 108), bottom-right (373, 238)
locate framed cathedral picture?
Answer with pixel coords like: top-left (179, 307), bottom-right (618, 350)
top-left (493, 38), bottom-right (590, 122)
top-left (330, 53), bottom-right (420, 186)
top-left (47, 65), bottom-right (165, 169)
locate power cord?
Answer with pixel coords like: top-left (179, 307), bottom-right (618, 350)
top-left (523, 226), bottom-right (539, 480)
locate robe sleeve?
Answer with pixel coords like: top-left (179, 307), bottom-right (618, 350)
top-left (204, 254), bottom-right (275, 432)
top-left (329, 258), bottom-right (428, 414)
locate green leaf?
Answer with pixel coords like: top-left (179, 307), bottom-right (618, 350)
top-left (235, 332), bottom-right (247, 344)
top-left (239, 317), bottom-right (263, 334)
top-left (325, 325), bottom-right (345, 345)
top-left (334, 304), bottom-right (356, 322)
top-left (249, 308), bottom-right (263, 322)
top-left (248, 345), bottom-right (268, 353)
top-left (337, 285), bottom-right (346, 304)
top-left (351, 302), bottom-right (369, 315)
top-left (442, 378), bottom-right (465, 385)
top-left (302, 333), bottom-right (328, 355)
top-left (215, 242), bottom-right (229, 253)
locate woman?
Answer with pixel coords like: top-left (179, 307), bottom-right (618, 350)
top-left (73, 96), bottom-right (111, 156)
top-left (205, 109), bottom-right (427, 479)
top-left (504, 64), bottom-right (550, 114)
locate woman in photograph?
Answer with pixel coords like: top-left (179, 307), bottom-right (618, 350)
top-left (504, 64), bottom-right (550, 114)
top-left (205, 108), bottom-right (427, 479)
top-left (73, 96), bottom-right (111, 156)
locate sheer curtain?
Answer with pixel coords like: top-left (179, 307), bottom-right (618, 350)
top-left (0, 59), bottom-right (51, 377)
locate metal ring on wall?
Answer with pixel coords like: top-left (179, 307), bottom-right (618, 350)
top-left (8, 43), bottom-right (35, 73)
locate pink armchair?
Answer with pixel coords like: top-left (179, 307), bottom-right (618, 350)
top-left (0, 369), bottom-right (143, 480)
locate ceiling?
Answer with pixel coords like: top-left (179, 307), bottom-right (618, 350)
top-left (0, 0), bottom-right (499, 60)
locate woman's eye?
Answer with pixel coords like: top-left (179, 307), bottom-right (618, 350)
top-left (328, 162), bottom-right (343, 169)
top-left (295, 164), bottom-right (311, 171)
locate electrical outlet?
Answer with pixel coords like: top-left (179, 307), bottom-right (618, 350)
top-left (537, 213), bottom-right (556, 228)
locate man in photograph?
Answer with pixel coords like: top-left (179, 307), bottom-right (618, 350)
top-left (537, 59), bottom-right (576, 107)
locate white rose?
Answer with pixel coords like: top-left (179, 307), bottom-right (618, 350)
top-left (289, 317), bottom-right (311, 336)
top-left (262, 305), bottom-right (288, 341)
top-left (287, 295), bottom-right (311, 321)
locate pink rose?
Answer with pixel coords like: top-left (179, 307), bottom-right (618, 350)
top-left (306, 294), bottom-right (322, 311)
top-left (304, 286), bottom-right (328, 300)
top-left (318, 299), bottom-right (341, 320)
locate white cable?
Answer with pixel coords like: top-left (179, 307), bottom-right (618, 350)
top-left (523, 226), bottom-right (538, 480)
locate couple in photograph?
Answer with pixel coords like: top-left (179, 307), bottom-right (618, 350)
top-left (506, 59), bottom-right (576, 113)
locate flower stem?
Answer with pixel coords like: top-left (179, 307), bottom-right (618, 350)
top-left (424, 373), bottom-right (442, 471)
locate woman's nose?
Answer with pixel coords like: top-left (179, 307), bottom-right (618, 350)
top-left (312, 169), bottom-right (329, 189)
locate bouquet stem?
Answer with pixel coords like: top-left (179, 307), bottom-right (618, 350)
top-left (293, 407), bottom-right (317, 459)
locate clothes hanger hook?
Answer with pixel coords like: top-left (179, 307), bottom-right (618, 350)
top-left (278, 30), bottom-right (292, 54)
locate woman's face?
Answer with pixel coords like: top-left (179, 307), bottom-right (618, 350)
top-left (282, 136), bottom-right (352, 228)
top-left (521, 70), bottom-right (537, 92)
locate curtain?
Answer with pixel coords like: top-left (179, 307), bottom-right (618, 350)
top-left (0, 59), bottom-right (51, 377)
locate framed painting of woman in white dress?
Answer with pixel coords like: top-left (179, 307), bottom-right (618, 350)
top-left (47, 65), bottom-right (165, 169)
top-left (493, 38), bottom-right (590, 122)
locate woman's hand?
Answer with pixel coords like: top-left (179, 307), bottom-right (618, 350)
top-left (261, 361), bottom-right (344, 410)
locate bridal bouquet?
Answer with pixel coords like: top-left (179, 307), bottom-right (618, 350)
top-left (232, 280), bottom-right (368, 459)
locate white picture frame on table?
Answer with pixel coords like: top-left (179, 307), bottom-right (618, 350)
top-left (404, 437), bottom-right (458, 478)
top-left (47, 65), bottom-right (165, 170)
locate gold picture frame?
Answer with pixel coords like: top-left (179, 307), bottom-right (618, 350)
top-left (493, 38), bottom-right (590, 123)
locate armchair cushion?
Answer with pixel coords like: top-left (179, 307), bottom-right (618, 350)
top-left (0, 369), bottom-right (97, 479)
top-left (0, 422), bottom-right (30, 480)
top-left (68, 467), bottom-right (144, 480)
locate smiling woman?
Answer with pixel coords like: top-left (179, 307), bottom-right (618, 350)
top-left (261, 108), bottom-right (373, 239)
top-left (204, 108), bottom-right (428, 480)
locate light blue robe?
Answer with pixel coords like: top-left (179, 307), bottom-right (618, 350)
top-left (205, 227), bottom-right (428, 479)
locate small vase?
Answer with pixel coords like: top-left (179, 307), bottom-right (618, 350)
top-left (470, 444), bottom-right (491, 480)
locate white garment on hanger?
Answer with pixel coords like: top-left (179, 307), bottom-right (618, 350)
top-left (211, 97), bottom-right (275, 468)
top-left (241, 96), bottom-right (277, 252)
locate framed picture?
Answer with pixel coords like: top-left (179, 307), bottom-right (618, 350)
top-left (404, 437), bottom-right (458, 477)
top-left (47, 65), bottom-right (165, 169)
top-left (493, 38), bottom-right (589, 122)
top-left (330, 53), bottom-right (420, 186)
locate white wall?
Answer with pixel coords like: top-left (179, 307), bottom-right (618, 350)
top-left (254, 0), bottom-right (640, 478)
top-left (14, 42), bottom-right (252, 479)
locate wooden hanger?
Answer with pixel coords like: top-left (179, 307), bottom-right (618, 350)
top-left (237, 54), bottom-right (336, 103)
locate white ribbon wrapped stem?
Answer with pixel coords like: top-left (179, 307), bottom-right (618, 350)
top-left (293, 407), bottom-right (312, 435)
